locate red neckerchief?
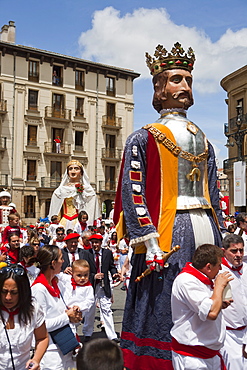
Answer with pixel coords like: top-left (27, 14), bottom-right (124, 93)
top-left (124, 238), bottom-right (130, 246)
top-left (19, 260), bottom-right (28, 271)
top-left (222, 257), bottom-right (242, 275)
top-left (71, 277), bottom-right (92, 290)
top-left (79, 221), bottom-right (87, 231)
top-left (1, 306), bottom-right (19, 320)
top-left (180, 262), bottom-right (214, 289)
top-left (83, 245), bottom-right (91, 250)
top-left (8, 249), bottom-right (19, 264)
top-left (56, 238), bottom-right (64, 242)
top-left (32, 273), bottom-right (60, 297)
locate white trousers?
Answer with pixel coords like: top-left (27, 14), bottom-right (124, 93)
top-left (40, 348), bottom-right (75, 370)
top-left (220, 329), bottom-right (247, 369)
top-left (172, 352), bottom-right (221, 370)
top-left (83, 284), bottom-right (117, 340)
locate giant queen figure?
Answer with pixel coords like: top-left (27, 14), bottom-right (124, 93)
top-left (114, 43), bottom-right (225, 369)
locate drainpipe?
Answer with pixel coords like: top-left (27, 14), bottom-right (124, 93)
top-left (10, 52), bottom-right (16, 196)
top-left (95, 70), bottom-right (99, 190)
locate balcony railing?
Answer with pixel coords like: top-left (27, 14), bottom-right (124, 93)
top-left (0, 137), bottom-right (7, 150)
top-left (99, 181), bottom-right (117, 192)
top-left (52, 76), bottom-right (63, 87)
top-left (0, 100), bottom-right (7, 114)
top-left (102, 115), bottom-right (122, 128)
top-left (106, 88), bottom-right (115, 97)
top-left (27, 175), bottom-right (37, 181)
top-left (101, 148), bottom-right (122, 160)
top-left (0, 174), bottom-right (9, 187)
top-left (45, 106), bottom-right (71, 120)
top-left (229, 113), bottom-right (247, 132)
top-left (44, 142), bottom-right (71, 155)
top-left (223, 155), bottom-right (247, 171)
top-left (27, 140), bottom-right (37, 146)
top-left (40, 177), bottom-right (61, 188)
top-left (28, 73), bottom-right (39, 82)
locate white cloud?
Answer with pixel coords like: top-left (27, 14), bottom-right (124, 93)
top-left (78, 7), bottom-right (247, 93)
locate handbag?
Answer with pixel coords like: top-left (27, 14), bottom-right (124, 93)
top-left (49, 324), bottom-right (79, 355)
top-left (49, 291), bottom-right (79, 355)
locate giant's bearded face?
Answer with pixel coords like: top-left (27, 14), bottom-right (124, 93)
top-left (152, 69), bottom-right (194, 112)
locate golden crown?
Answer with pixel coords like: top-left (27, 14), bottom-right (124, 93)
top-left (146, 42), bottom-right (195, 76)
top-left (67, 160), bottom-right (83, 168)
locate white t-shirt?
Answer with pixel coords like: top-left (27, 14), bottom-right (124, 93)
top-left (0, 300), bottom-right (44, 370)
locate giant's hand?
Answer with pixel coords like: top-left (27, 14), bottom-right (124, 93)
top-left (144, 237), bottom-right (164, 271)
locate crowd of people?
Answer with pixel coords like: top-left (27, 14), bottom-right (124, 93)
top-left (0, 203), bottom-right (132, 369)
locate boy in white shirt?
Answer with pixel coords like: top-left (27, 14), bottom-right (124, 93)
top-left (59, 259), bottom-right (94, 337)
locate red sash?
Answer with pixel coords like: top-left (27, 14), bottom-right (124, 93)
top-left (171, 337), bottom-right (226, 370)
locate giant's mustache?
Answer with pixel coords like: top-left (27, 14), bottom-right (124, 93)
top-left (172, 91), bottom-right (192, 100)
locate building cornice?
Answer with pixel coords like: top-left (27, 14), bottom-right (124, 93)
top-left (0, 41), bottom-right (140, 81)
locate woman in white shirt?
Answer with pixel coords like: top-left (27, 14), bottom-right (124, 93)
top-left (32, 245), bottom-right (82, 370)
top-left (0, 264), bottom-right (48, 370)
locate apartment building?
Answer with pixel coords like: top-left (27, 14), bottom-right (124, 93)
top-left (221, 65), bottom-right (247, 214)
top-left (0, 21), bottom-right (140, 223)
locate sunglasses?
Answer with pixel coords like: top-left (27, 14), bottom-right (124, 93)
top-left (32, 243), bottom-right (40, 246)
top-left (0, 265), bottom-right (25, 276)
top-left (57, 233), bottom-right (64, 236)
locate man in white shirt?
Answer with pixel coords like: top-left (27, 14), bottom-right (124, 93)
top-left (61, 232), bottom-right (87, 274)
top-left (49, 227), bottom-right (66, 249)
top-left (221, 233), bottom-right (247, 369)
top-left (234, 213), bottom-right (247, 261)
top-left (171, 244), bottom-right (232, 370)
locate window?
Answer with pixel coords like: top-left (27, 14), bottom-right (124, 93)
top-left (75, 131), bottom-right (84, 151)
top-left (52, 128), bottom-right (63, 153)
top-left (105, 134), bottom-right (116, 158)
top-left (52, 65), bottom-right (63, 86)
top-left (75, 70), bottom-right (84, 90)
top-left (237, 99), bottom-right (243, 116)
top-left (106, 103), bottom-right (115, 125)
top-left (50, 161), bottom-right (62, 179)
top-left (24, 195), bottom-right (36, 218)
top-left (106, 77), bottom-right (115, 96)
top-left (28, 90), bottom-right (38, 110)
top-left (75, 97), bottom-right (84, 117)
top-left (27, 160), bottom-right (36, 181)
top-left (27, 125), bottom-right (37, 146)
top-left (28, 61), bottom-right (39, 82)
top-left (105, 166), bottom-right (116, 190)
top-left (52, 93), bottom-right (64, 118)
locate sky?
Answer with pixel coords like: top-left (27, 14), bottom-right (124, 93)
top-left (1, 0), bottom-right (247, 166)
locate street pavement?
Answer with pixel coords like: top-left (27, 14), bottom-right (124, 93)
top-left (78, 283), bottom-right (127, 342)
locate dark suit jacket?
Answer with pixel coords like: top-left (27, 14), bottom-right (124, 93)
top-left (84, 248), bottom-right (117, 298)
top-left (61, 247), bottom-right (88, 271)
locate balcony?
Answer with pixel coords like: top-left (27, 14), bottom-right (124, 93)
top-left (102, 115), bottom-right (122, 130)
top-left (99, 181), bottom-right (117, 193)
top-left (0, 100), bottom-right (7, 115)
top-left (44, 142), bottom-right (71, 155)
top-left (223, 155), bottom-right (247, 171)
top-left (101, 148), bottom-right (122, 161)
top-left (229, 113), bottom-right (247, 132)
top-left (45, 106), bottom-right (71, 121)
top-left (40, 177), bottom-right (61, 188)
top-left (0, 174), bottom-right (9, 187)
top-left (0, 137), bottom-right (7, 152)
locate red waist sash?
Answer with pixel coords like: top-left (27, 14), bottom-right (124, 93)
top-left (226, 325), bottom-right (246, 331)
top-left (171, 337), bottom-right (226, 370)
top-left (62, 213), bottom-right (78, 221)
